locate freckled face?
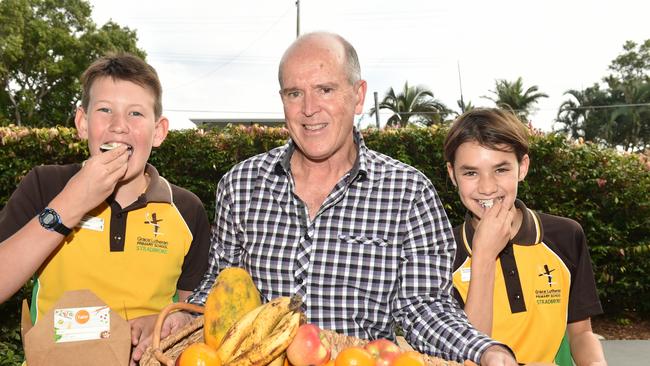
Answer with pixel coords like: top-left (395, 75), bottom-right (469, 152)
top-left (75, 77), bottom-right (167, 181)
top-left (447, 141), bottom-right (529, 219)
top-left (279, 37), bottom-right (366, 162)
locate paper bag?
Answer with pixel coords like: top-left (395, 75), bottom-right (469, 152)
top-left (21, 289), bottom-right (131, 366)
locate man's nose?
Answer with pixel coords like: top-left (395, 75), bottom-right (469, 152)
top-left (301, 92), bottom-right (320, 116)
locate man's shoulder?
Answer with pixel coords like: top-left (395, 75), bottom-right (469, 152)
top-left (364, 148), bottom-right (430, 181)
top-left (223, 146), bottom-right (286, 181)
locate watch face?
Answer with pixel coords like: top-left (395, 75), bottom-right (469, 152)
top-left (42, 212), bottom-right (56, 225)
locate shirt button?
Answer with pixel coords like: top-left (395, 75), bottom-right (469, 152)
top-left (509, 270), bottom-right (516, 276)
top-left (114, 235), bottom-right (121, 241)
top-left (514, 294), bottom-right (521, 300)
top-left (116, 213), bottom-right (122, 218)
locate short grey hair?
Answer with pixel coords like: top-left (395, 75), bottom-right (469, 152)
top-left (278, 32), bottom-right (361, 88)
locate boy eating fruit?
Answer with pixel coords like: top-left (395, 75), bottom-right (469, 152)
top-left (443, 108), bottom-right (607, 365)
top-left (0, 53), bottom-right (209, 365)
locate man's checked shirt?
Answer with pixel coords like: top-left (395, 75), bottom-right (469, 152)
top-left (188, 131), bottom-right (498, 363)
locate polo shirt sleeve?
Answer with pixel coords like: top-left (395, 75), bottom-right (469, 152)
top-left (563, 218), bottom-right (604, 323)
top-left (171, 186), bottom-right (211, 292)
top-left (0, 165), bottom-right (74, 242)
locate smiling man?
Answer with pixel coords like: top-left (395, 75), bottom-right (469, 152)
top-left (181, 32), bottom-right (516, 366)
top-left (0, 53), bottom-right (210, 365)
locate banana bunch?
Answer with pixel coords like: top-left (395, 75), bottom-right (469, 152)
top-left (217, 295), bottom-right (305, 366)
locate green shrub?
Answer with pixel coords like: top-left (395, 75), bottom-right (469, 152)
top-left (1, 124), bottom-right (649, 364)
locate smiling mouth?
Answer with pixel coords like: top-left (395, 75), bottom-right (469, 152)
top-left (477, 197), bottom-right (504, 208)
top-left (303, 123), bottom-right (327, 131)
top-left (100, 142), bottom-right (133, 156)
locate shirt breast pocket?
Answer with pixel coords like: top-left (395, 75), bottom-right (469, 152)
top-left (322, 234), bottom-right (400, 297)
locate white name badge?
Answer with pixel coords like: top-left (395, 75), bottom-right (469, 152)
top-left (461, 267), bottom-right (471, 282)
top-left (78, 215), bottom-right (104, 232)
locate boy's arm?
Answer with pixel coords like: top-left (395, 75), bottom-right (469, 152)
top-left (567, 318), bottom-right (607, 366)
top-left (0, 146), bottom-right (129, 303)
top-left (463, 200), bottom-right (515, 335)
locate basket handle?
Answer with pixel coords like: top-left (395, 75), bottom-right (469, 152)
top-left (152, 302), bottom-right (205, 366)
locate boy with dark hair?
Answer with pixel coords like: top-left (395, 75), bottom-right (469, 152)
top-left (0, 53), bottom-right (210, 364)
top-left (443, 108), bottom-right (606, 365)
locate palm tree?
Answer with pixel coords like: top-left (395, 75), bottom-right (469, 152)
top-left (370, 82), bottom-right (451, 127)
top-left (483, 77), bottom-right (548, 122)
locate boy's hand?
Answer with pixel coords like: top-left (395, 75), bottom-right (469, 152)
top-left (129, 313), bottom-right (157, 366)
top-left (129, 310), bottom-right (194, 366)
top-left (472, 199), bottom-right (515, 261)
top-left (56, 145), bottom-right (129, 217)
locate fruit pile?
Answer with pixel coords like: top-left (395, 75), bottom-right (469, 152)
top-left (287, 326), bottom-right (425, 366)
top-left (173, 268), bottom-right (428, 366)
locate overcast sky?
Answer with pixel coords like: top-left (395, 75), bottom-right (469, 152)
top-left (89, 0), bottom-right (649, 131)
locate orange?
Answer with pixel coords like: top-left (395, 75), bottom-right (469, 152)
top-left (392, 351), bottom-right (425, 366)
top-left (176, 342), bottom-right (221, 366)
top-left (335, 347), bottom-right (375, 366)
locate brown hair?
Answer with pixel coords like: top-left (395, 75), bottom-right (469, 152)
top-left (80, 53), bottom-right (163, 119)
top-left (444, 108), bottom-right (529, 166)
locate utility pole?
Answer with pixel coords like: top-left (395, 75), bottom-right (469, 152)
top-left (296, 0), bottom-right (300, 38)
top-left (374, 91), bottom-right (380, 128)
top-left (457, 60), bottom-right (465, 113)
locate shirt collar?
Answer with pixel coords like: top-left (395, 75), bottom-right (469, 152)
top-left (461, 199), bottom-right (543, 254)
top-left (274, 127), bottom-right (369, 182)
top-left (141, 163), bottom-right (172, 204)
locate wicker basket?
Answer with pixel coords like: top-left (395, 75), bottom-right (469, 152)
top-left (140, 302), bottom-right (463, 366)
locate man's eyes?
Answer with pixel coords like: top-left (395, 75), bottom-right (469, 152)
top-left (97, 107), bottom-right (111, 113)
top-left (129, 111), bottom-right (144, 117)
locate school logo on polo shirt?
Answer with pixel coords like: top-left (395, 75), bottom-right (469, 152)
top-left (535, 263), bottom-right (562, 305)
top-left (144, 212), bottom-right (164, 237)
top-left (136, 211), bottom-right (170, 254)
top-left (538, 264), bottom-right (556, 287)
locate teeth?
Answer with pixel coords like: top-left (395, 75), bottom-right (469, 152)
top-left (478, 199), bottom-right (494, 208)
top-left (100, 142), bottom-right (133, 155)
top-left (304, 123), bottom-right (326, 131)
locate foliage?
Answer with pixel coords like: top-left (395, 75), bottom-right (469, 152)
top-left (1, 125), bottom-right (649, 364)
top-left (483, 77), bottom-right (548, 123)
top-left (556, 39), bottom-right (650, 152)
top-left (0, 0), bottom-right (145, 128)
top-left (369, 82), bottom-right (452, 127)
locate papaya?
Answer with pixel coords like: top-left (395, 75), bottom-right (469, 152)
top-left (203, 267), bottom-right (262, 349)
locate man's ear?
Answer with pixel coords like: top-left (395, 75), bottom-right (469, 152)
top-left (74, 107), bottom-right (89, 139)
top-left (446, 162), bottom-right (457, 187)
top-left (518, 154), bottom-right (530, 181)
top-left (152, 116), bottom-right (169, 148)
top-left (354, 80), bottom-right (368, 115)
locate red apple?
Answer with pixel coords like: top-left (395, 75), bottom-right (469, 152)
top-left (287, 323), bottom-right (332, 366)
top-left (364, 339), bottom-right (402, 366)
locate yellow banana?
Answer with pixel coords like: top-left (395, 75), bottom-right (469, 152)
top-left (231, 295), bottom-right (303, 360)
top-left (267, 352), bottom-right (286, 366)
top-left (216, 304), bottom-right (264, 362)
top-left (226, 310), bottom-right (302, 366)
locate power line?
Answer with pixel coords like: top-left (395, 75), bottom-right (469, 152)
top-left (165, 3), bottom-right (293, 91)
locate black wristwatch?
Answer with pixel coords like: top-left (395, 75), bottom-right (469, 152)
top-left (38, 207), bottom-right (72, 236)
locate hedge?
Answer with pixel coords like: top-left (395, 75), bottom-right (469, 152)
top-left (1, 124), bottom-right (649, 364)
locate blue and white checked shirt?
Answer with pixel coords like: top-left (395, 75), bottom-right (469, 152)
top-left (188, 130), bottom-right (498, 363)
